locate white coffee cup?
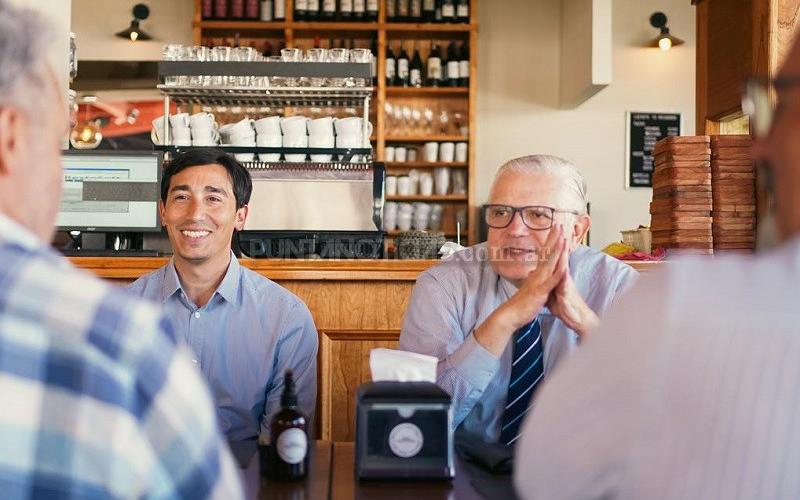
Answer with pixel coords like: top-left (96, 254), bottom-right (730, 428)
top-left (397, 209), bottom-right (413, 231)
top-left (151, 116), bottom-right (167, 144)
top-left (227, 133), bottom-right (256, 162)
top-left (220, 118), bottom-right (255, 140)
top-left (171, 126), bottom-right (192, 146)
top-left (254, 115), bottom-right (282, 136)
top-left (385, 176), bottom-right (398, 196)
top-left (283, 133), bottom-right (308, 162)
top-left (433, 167), bottom-right (450, 195)
top-left (385, 146), bottom-right (396, 162)
top-left (190, 112), bottom-right (217, 130)
top-left (413, 203), bottom-right (432, 231)
top-left (256, 134), bottom-right (281, 162)
top-left (191, 126), bottom-right (220, 144)
top-left (169, 112), bottom-right (190, 129)
top-left (419, 172), bottom-right (434, 196)
top-left (423, 142), bottom-right (439, 163)
top-left (308, 117), bottom-right (336, 162)
top-left (397, 176), bottom-right (411, 196)
top-left (280, 115), bottom-right (310, 137)
top-left (407, 169), bottom-right (420, 195)
top-left (383, 202), bottom-right (398, 231)
top-left (439, 142), bottom-right (455, 162)
top-left (455, 142), bottom-right (468, 163)
top-left (334, 117), bottom-right (373, 144)
top-left (408, 148), bottom-right (418, 162)
top-left (395, 146), bottom-right (407, 163)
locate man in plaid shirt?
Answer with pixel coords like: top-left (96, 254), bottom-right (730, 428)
top-left (0, 2), bottom-right (243, 498)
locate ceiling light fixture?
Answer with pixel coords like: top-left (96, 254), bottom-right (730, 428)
top-left (115, 3), bottom-right (152, 42)
top-left (649, 12), bottom-right (683, 51)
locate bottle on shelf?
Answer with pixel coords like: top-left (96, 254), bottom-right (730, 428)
top-left (370, 37), bottom-right (378, 85)
top-left (386, 0), bottom-right (396, 22)
top-left (353, 0), bottom-right (365, 20)
top-left (410, 42), bottom-right (423, 88)
top-left (396, 0), bottom-right (409, 22)
top-left (274, 0), bottom-right (286, 19)
top-left (307, 0), bottom-right (320, 20)
top-left (409, 0), bottom-right (422, 21)
top-left (422, 0), bottom-right (435, 22)
top-left (386, 43), bottom-right (397, 86)
top-left (426, 41), bottom-right (442, 86)
top-left (366, 0), bottom-right (378, 21)
top-left (440, 0), bottom-right (455, 23)
top-left (230, 0), bottom-right (245, 18)
top-left (260, 0), bottom-right (274, 20)
top-left (321, 0), bottom-right (336, 20)
top-left (267, 370), bottom-right (309, 480)
top-left (261, 39), bottom-right (273, 57)
top-left (397, 41), bottom-right (410, 87)
top-left (202, 0), bottom-right (214, 19)
top-left (313, 34), bottom-right (321, 48)
top-left (456, 0), bottom-right (469, 23)
top-left (445, 40), bottom-right (459, 87)
top-left (458, 40), bottom-right (469, 86)
top-left (434, 0), bottom-right (442, 22)
top-left (294, 0), bottom-right (308, 21)
top-left (340, 0), bottom-right (354, 20)
top-left (245, 0), bottom-right (260, 19)
top-left (213, 0), bottom-right (229, 19)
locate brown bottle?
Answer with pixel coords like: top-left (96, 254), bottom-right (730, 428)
top-left (268, 370), bottom-right (309, 479)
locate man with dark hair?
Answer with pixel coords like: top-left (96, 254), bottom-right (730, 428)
top-left (129, 149), bottom-right (318, 442)
top-left (0, 2), bottom-right (242, 498)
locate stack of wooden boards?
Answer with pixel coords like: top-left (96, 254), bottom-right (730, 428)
top-left (649, 135), bottom-right (756, 254)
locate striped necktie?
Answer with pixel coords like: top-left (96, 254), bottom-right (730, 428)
top-left (499, 317), bottom-right (544, 445)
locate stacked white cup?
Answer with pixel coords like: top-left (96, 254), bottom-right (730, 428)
top-left (335, 117), bottom-right (373, 162)
top-left (281, 116), bottom-right (310, 162)
top-left (254, 116), bottom-right (282, 162)
top-left (307, 116), bottom-right (336, 162)
top-left (413, 203), bottom-right (432, 231)
top-left (189, 112), bottom-right (219, 146)
top-left (383, 202), bottom-right (398, 231)
top-left (220, 118), bottom-right (256, 162)
top-left (397, 203), bottom-right (414, 231)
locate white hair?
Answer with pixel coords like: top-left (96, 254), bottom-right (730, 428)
top-left (490, 154), bottom-right (588, 214)
top-left (0, 0), bottom-right (54, 118)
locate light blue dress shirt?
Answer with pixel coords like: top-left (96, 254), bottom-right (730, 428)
top-left (128, 252), bottom-right (318, 442)
top-left (399, 243), bottom-right (637, 443)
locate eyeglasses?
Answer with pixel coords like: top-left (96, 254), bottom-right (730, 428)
top-left (742, 76), bottom-right (800, 138)
top-left (483, 204), bottom-right (580, 231)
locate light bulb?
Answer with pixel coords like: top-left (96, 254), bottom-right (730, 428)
top-left (130, 31), bottom-right (138, 41)
top-left (658, 36), bottom-right (672, 51)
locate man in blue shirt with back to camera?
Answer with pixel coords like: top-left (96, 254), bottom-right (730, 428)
top-left (128, 149), bottom-right (318, 442)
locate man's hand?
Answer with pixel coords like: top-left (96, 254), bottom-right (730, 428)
top-left (546, 270), bottom-right (599, 338)
top-left (475, 225), bottom-right (568, 357)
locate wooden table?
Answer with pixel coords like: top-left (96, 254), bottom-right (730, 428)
top-left (235, 440), bottom-right (516, 500)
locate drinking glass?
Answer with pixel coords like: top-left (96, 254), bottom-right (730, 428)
top-left (348, 48), bottom-right (371, 87)
top-left (327, 48), bottom-right (349, 87)
top-left (281, 48), bottom-right (302, 87)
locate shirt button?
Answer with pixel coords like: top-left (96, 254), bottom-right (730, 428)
top-left (192, 358), bottom-right (198, 364)
top-left (194, 311), bottom-right (200, 319)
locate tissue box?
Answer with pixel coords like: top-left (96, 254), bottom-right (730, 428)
top-left (355, 381), bottom-right (455, 480)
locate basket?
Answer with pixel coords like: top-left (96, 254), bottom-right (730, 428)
top-left (395, 231), bottom-right (447, 260)
top-left (621, 228), bottom-right (652, 254)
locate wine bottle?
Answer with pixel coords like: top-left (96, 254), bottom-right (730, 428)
top-left (313, 34), bottom-right (321, 48)
top-left (340, 0), bottom-right (353, 20)
top-left (456, 0), bottom-right (468, 23)
top-left (441, 0), bottom-right (454, 22)
top-left (445, 41), bottom-right (459, 87)
top-left (321, 0), bottom-right (336, 20)
top-left (422, 0), bottom-right (435, 22)
top-left (434, 0), bottom-right (442, 22)
top-left (397, 41), bottom-right (410, 87)
top-left (386, 44), bottom-right (397, 86)
top-left (409, 0), bottom-right (421, 21)
top-left (274, 0), bottom-right (286, 19)
top-left (260, 0), bottom-right (273, 20)
top-left (245, 0), bottom-right (260, 18)
top-left (307, 0), bottom-right (320, 20)
top-left (458, 40), bottom-right (469, 86)
top-left (202, 0), bottom-right (214, 19)
top-left (214, 0), bottom-right (228, 19)
top-left (353, 0), bottom-right (365, 20)
top-left (294, 0), bottom-right (307, 21)
top-left (366, 0), bottom-right (378, 21)
top-left (230, 0), bottom-right (245, 18)
top-left (426, 41), bottom-right (442, 86)
top-left (370, 37), bottom-right (378, 85)
top-left (410, 42), bottom-right (423, 88)
top-left (396, 0), bottom-right (409, 22)
top-left (268, 370), bottom-right (309, 480)
top-left (386, 0), bottom-right (396, 22)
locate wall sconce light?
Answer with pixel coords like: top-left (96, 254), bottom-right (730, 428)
top-left (649, 12), bottom-right (683, 51)
top-left (115, 3), bottom-right (152, 41)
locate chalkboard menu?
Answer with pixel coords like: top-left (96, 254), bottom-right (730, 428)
top-left (626, 112), bottom-right (681, 188)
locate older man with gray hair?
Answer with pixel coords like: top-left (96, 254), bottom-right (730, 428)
top-left (0, 2), bottom-right (242, 497)
top-left (400, 154), bottom-right (637, 446)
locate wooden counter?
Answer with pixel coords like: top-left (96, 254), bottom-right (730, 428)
top-left (70, 257), bottom-right (660, 441)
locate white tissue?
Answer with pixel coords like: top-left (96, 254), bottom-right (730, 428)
top-left (439, 241), bottom-right (465, 260)
top-left (369, 348), bottom-right (438, 383)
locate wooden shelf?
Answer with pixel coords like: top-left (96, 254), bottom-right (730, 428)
top-left (384, 161), bottom-right (467, 168)
top-left (386, 194), bottom-right (467, 201)
top-left (386, 86), bottom-right (469, 96)
top-left (383, 22), bottom-right (474, 32)
top-left (197, 20), bottom-right (287, 30)
top-left (384, 135), bottom-right (467, 142)
top-left (386, 230), bottom-right (463, 237)
top-left (290, 21), bottom-right (380, 32)
top-left (197, 21), bottom-right (473, 33)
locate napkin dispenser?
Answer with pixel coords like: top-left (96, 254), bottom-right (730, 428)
top-left (355, 381), bottom-right (455, 480)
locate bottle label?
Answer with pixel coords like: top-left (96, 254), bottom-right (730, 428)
top-left (368, 0), bottom-right (379, 11)
top-left (371, 54), bottom-right (377, 78)
top-left (308, 0), bottom-right (319, 10)
top-left (296, 0), bottom-right (308, 10)
top-left (410, 0), bottom-right (421, 16)
top-left (427, 57), bottom-right (441, 80)
top-left (260, 0), bottom-right (274, 20)
top-left (389, 422), bottom-right (424, 458)
top-left (386, 59), bottom-right (396, 79)
top-left (447, 60), bottom-right (459, 79)
top-left (276, 428), bottom-right (308, 465)
top-left (386, 0), bottom-right (396, 17)
top-left (457, 4), bottom-right (468, 17)
top-left (398, 0), bottom-right (409, 17)
top-left (398, 59), bottom-right (409, 78)
top-left (442, 4), bottom-right (455, 17)
top-left (459, 60), bottom-right (469, 79)
top-left (340, 0), bottom-right (353, 12)
top-left (323, 0), bottom-right (336, 11)
top-left (275, 0), bottom-right (286, 16)
top-left (410, 69), bottom-right (422, 86)
top-left (354, 0), bottom-right (365, 11)
top-left (423, 0), bottom-right (434, 10)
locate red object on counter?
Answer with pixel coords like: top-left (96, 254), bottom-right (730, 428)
top-left (616, 247), bottom-right (667, 261)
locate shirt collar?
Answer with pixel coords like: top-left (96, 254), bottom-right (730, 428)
top-left (0, 212), bottom-right (46, 251)
top-left (161, 250), bottom-right (242, 306)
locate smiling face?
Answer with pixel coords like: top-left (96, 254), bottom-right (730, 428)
top-left (160, 163), bottom-right (248, 268)
top-left (486, 170), bottom-right (584, 286)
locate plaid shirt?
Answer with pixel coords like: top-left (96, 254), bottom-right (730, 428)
top-left (0, 214), bottom-right (243, 499)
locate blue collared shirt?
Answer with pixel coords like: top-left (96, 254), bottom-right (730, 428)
top-left (0, 213), bottom-right (243, 499)
top-left (399, 243), bottom-right (638, 443)
top-left (128, 252), bottom-right (318, 442)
